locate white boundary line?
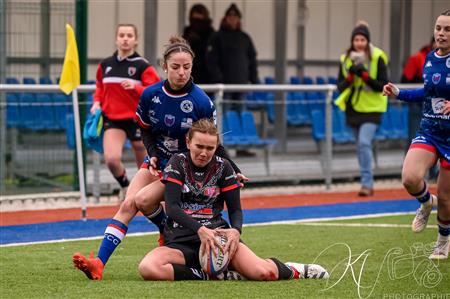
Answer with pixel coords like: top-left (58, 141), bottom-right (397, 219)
top-left (0, 211), bottom-right (435, 248)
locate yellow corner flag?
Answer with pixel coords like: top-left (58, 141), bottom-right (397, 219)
top-left (59, 24), bottom-right (80, 95)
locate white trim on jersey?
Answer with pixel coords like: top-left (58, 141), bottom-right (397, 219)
top-left (126, 56), bottom-right (149, 63)
top-left (103, 77), bottom-right (142, 85)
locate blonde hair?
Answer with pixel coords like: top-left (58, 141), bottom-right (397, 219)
top-left (187, 118), bottom-right (219, 144)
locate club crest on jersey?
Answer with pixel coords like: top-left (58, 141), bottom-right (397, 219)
top-left (180, 100), bottom-right (193, 113)
top-left (432, 73), bottom-right (441, 84)
top-left (164, 114), bottom-right (175, 126)
top-left (128, 67), bottom-right (136, 76)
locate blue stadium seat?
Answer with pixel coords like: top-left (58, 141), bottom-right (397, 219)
top-left (35, 94), bottom-right (56, 129)
top-left (224, 111), bottom-right (249, 145)
top-left (262, 77), bottom-right (276, 123)
top-left (66, 114), bottom-right (75, 149)
top-left (264, 76), bottom-right (275, 84)
top-left (23, 77), bottom-right (37, 84)
top-left (389, 105), bottom-right (408, 139)
top-left (18, 93), bottom-right (36, 129)
top-left (332, 108), bottom-right (354, 143)
top-left (316, 76), bottom-right (326, 85)
top-left (290, 76), bottom-right (301, 84)
top-left (6, 94), bottom-right (20, 128)
top-left (287, 92), bottom-right (311, 126)
top-left (303, 76), bottom-right (313, 85)
top-left (310, 109), bottom-right (325, 141)
top-left (240, 111), bottom-right (277, 145)
top-left (375, 110), bottom-right (391, 140)
top-left (6, 77), bottom-right (20, 84)
top-left (306, 92), bottom-right (325, 114)
top-left (221, 115), bottom-right (235, 145)
top-left (53, 94), bottom-right (72, 129)
top-left (328, 77), bottom-right (338, 85)
top-left (39, 77), bottom-right (53, 84)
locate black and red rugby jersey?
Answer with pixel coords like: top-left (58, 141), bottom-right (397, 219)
top-left (93, 51), bottom-right (160, 120)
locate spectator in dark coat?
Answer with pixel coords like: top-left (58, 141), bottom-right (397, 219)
top-left (206, 3), bottom-right (259, 112)
top-left (183, 4), bottom-right (215, 85)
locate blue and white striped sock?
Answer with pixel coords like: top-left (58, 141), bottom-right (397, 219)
top-left (97, 219), bottom-right (128, 266)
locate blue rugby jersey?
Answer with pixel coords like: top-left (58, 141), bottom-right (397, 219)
top-left (398, 50), bottom-right (450, 122)
top-left (135, 80), bottom-right (216, 169)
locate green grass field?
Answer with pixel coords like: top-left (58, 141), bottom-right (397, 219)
top-left (1, 214), bottom-right (448, 299)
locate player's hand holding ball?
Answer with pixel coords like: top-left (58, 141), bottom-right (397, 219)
top-left (216, 228), bottom-right (240, 260)
top-left (198, 228), bottom-right (230, 276)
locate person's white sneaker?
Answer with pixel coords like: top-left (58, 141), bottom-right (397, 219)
top-left (285, 262), bottom-right (329, 279)
top-left (412, 194), bottom-right (437, 233)
top-left (429, 238), bottom-right (449, 260)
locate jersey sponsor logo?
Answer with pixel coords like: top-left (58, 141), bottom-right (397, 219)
top-left (432, 73), bottom-right (441, 84)
top-left (151, 96), bottom-right (161, 104)
top-left (431, 97), bottom-right (445, 114)
top-left (446, 57), bottom-right (450, 68)
top-left (163, 136), bottom-right (178, 151)
top-left (105, 66), bottom-right (112, 74)
top-left (181, 117), bottom-right (193, 128)
top-left (164, 114), bottom-right (175, 127)
top-left (425, 60), bottom-right (432, 68)
top-left (180, 100), bottom-right (193, 113)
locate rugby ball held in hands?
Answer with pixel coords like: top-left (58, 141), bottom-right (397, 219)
top-left (199, 235), bottom-right (230, 276)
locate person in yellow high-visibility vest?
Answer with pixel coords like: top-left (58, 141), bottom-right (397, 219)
top-left (336, 21), bottom-right (389, 196)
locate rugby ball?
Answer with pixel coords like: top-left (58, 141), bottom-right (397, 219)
top-left (199, 235), bottom-right (230, 276)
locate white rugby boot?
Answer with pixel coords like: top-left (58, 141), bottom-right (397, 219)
top-left (285, 262), bottom-right (329, 279)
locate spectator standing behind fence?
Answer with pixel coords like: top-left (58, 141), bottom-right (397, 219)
top-left (401, 38), bottom-right (436, 150)
top-left (336, 21), bottom-right (389, 197)
top-left (183, 4), bottom-right (215, 85)
top-left (206, 3), bottom-right (259, 112)
top-left (90, 24), bottom-right (160, 201)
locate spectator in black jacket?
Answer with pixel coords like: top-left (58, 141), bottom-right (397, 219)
top-left (206, 3), bottom-right (259, 112)
top-left (183, 4), bottom-right (215, 85)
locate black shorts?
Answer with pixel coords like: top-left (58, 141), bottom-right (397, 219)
top-left (102, 115), bottom-right (142, 141)
top-left (166, 240), bottom-right (201, 268)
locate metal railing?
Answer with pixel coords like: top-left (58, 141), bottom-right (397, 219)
top-left (0, 82), bottom-right (422, 198)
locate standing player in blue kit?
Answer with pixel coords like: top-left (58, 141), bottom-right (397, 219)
top-left (383, 10), bottom-right (450, 259)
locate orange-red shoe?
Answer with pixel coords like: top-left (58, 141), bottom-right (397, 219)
top-left (73, 251), bottom-right (104, 280)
